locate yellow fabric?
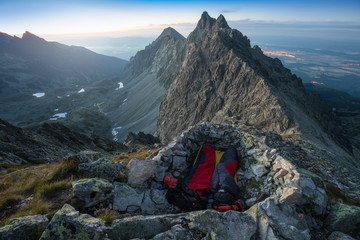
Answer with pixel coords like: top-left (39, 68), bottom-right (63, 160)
top-left (194, 146), bottom-right (238, 183)
top-left (193, 145), bottom-right (203, 166)
top-left (215, 149), bottom-right (237, 183)
top-left (215, 150), bottom-right (224, 166)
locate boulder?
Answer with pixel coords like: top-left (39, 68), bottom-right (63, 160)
top-left (0, 215), bottom-right (48, 240)
top-left (251, 163), bottom-right (268, 177)
top-left (152, 224), bottom-right (193, 240)
top-left (127, 158), bottom-right (157, 188)
top-left (109, 213), bottom-right (187, 239)
top-left (257, 198), bottom-right (311, 240)
top-left (39, 204), bottom-right (108, 240)
top-left (112, 183), bottom-right (143, 212)
top-left (280, 187), bottom-right (306, 205)
top-left (78, 158), bottom-right (124, 182)
top-left (72, 178), bottom-right (113, 208)
top-left (328, 231), bottom-right (356, 240)
top-left (112, 183), bottom-right (178, 214)
top-left (188, 210), bottom-right (257, 240)
top-left (325, 203), bottom-right (360, 234)
top-left (171, 155), bottom-right (188, 173)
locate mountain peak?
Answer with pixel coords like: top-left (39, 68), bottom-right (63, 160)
top-left (158, 27), bottom-right (185, 41)
top-left (22, 31), bottom-right (46, 42)
top-left (215, 14), bottom-right (230, 29)
top-left (0, 32), bottom-right (13, 43)
top-left (196, 11), bottom-right (216, 30)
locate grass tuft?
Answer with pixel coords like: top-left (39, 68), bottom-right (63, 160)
top-left (46, 161), bottom-right (80, 182)
top-left (95, 209), bottom-right (119, 224)
top-left (36, 180), bottom-right (70, 199)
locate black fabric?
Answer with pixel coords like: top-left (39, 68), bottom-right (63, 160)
top-left (211, 148), bottom-right (240, 206)
top-left (166, 185), bottom-right (207, 212)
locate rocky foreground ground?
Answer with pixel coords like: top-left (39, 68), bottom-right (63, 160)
top-left (1, 119), bottom-right (360, 239)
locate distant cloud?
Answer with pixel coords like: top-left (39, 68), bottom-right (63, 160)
top-left (228, 19), bottom-right (360, 41)
top-left (220, 10), bottom-right (238, 14)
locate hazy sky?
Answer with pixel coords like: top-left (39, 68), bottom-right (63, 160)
top-left (1, 0), bottom-right (360, 36)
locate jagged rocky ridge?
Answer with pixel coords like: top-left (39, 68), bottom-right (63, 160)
top-left (156, 12), bottom-right (350, 157)
top-left (2, 121), bottom-right (359, 239)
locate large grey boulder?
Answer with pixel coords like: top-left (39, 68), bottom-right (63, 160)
top-left (152, 224), bottom-right (193, 240)
top-left (188, 210), bottom-right (257, 240)
top-left (109, 213), bottom-right (187, 239)
top-left (255, 198), bottom-right (311, 240)
top-left (0, 215), bottom-right (48, 240)
top-left (78, 158), bottom-right (124, 182)
top-left (72, 178), bottom-right (113, 208)
top-left (127, 158), bottom-right (157, 187)
top-left (112, 182), bottom-right (178, 214)
top-left (325, 203), bottom-right (360, 234)
top-left (112, 182), bottom-right (143, 212)
top-left (40, 204), bottom-right (108, 240)
top-left (328, 231), bottom-right (356, 240)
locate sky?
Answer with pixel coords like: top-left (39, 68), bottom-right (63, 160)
top-left (1, 0), bottom-right (360, 59)
top-left (1, 0), bottom-right (360, 36)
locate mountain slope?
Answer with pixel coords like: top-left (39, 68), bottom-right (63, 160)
top-left (103, 27), bottom-right (187, 140)
top-left (0, 118), bottom-right (126, 164)
top-left (0, 31), bottom-right (127, 96)
top-left (0, 31), bottom-right (128, 137)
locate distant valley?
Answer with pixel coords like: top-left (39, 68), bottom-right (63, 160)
top-left (1, 20), bottom-right (360, 147)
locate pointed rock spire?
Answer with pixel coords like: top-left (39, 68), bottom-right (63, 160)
top-left (158, 27), bottom-right (185, 41)
top-left (196, 11), bottom-right (216, 30)
top-left (215, 14), bottom-right (230, 29)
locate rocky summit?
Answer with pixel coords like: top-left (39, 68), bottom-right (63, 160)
top-left (1, 120), bottom-right (359, 239)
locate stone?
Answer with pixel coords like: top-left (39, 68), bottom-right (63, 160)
top-left (327, 231), bottom-right (356, 240)
top-left (152, 224), bottom-right (193, 240)
top-left (245, 197), bottom-right (257, 208)
top-left (65, 151), bottom-right (102, 163)
top-left (72, 178), bottom-right (113, 208)
top-left (112, 182), bottom-right (143, 212)
top-left (155, 165), bottom-right (168, 182)
top-left (109, 213), bottom-right (187, 239)
top-left (280, 187), bottom-right (306, 205)
top-left (78, 158), bottom-right (124, 182)
top-left (258, 198), bottom-right (311, 240)
top-left (324, 203), bottom-right (360, 234)
top-left (189, 210), bottom-right (256, 240)
top-left (39, 204), bottom-right (108, 240)
top-left (171, 155), bottom-right (188, 173)
top-left (0, 215), bottom-right (48, 240)
top-left (112, 183), bottom-right (177, 214)
top-left (251, 163), bottom-right (268, 177)
top-left (273, 169), bottom-right (289, 181)
top-left (300, 179), bottom-right (327, 215)
top-left (272, 156), bottom-right (295, 173)
top-left (127, 158), bottom-right (157, 188)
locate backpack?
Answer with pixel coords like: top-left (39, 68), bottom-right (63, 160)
top-left (210, 148), bottom-right (246, 212)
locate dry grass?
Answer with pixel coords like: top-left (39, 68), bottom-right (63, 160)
top-left (0, 161), bottom-right (80, 226)
top-left (112, 148), bottom-right (159, 167)
top-left (95, 208), bottom-right (119, 224)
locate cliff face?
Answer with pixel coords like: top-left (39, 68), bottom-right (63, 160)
top-left (157, 12), bottom-right (350, 157)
